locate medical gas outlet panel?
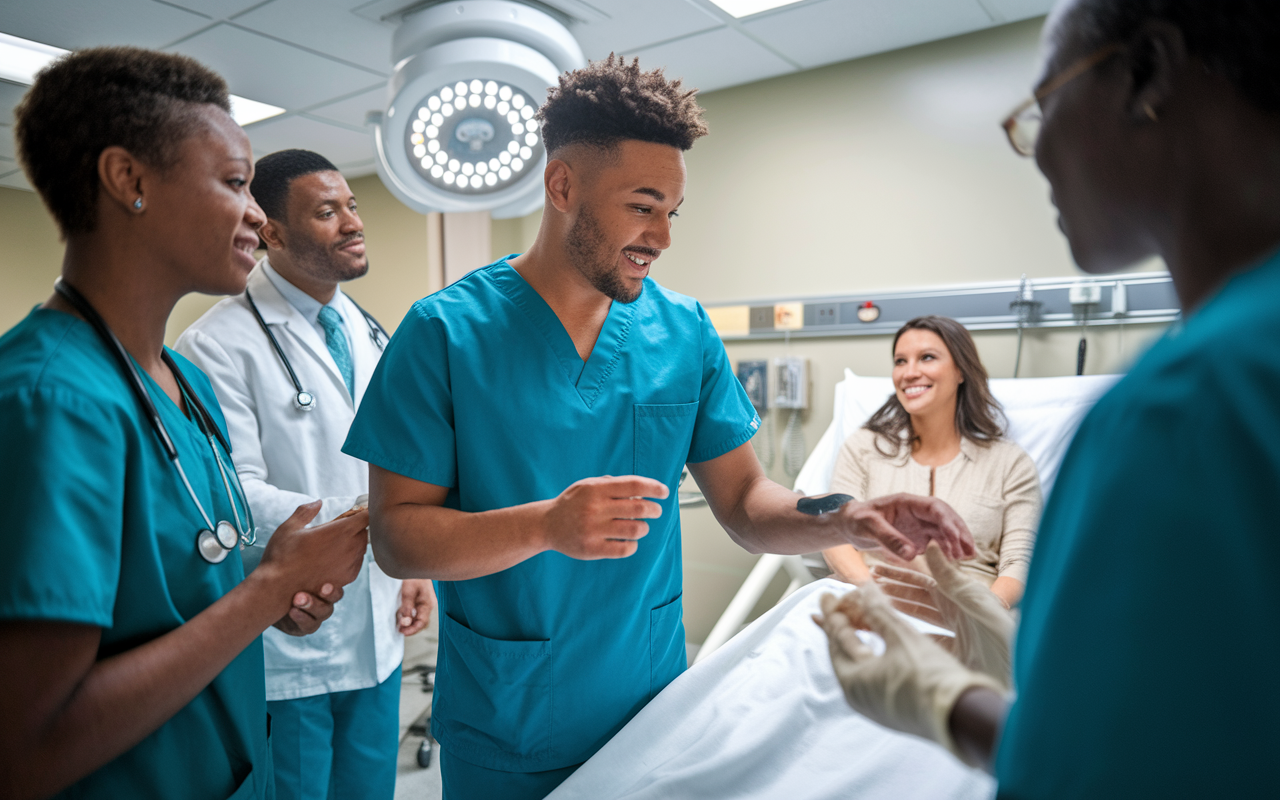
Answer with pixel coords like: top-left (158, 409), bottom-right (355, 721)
top-left (705, 273), bottom-right (1180, 341)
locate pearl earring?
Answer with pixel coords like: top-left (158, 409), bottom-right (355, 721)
top-left (1143, 104), bottom-right (1159, 123)
top-left (133, 197), bottom-right (143, 210)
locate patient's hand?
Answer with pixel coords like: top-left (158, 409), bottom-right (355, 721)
top-left (863, 543), bottom-right (1015, 689)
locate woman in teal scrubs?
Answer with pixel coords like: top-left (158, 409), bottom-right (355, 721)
top-left (0, 48), bottom-right (370, 799)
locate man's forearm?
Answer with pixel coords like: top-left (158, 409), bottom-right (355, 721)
top-left (948, 686), bottom-right (1007, 773)
top-left (370, 500), bottom-right (550, 581)
top-left (713, 474), bottom-right (858, 555)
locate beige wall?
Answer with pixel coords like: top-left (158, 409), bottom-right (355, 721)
top-left (0, 16), bottom-right (1169, 647)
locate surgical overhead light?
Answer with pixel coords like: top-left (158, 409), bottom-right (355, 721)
top-left (369, 1), bottom-right (584, 218)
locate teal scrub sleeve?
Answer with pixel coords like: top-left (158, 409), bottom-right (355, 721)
top-left (0, 386), bottom-right (125, 626)
top-left (687, 302), bottom-right (761, 463)
top-left (343, 304), bottom-right (457, 488)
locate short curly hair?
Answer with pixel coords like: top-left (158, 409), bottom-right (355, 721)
top-left (535, 54), bottom-right (709, 155)
top-left (14, 46), bottom-right (230, 239)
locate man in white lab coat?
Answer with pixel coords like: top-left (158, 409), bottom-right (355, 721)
top-left (176, 149), bottom-right (435, 800)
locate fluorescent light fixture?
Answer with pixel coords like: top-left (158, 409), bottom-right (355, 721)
top-left (227, 95), bottom-right (285, 126)
top-left (0, 31), bottom-right (66, 85)
top-left (705, 0), bottom-right (805, 18)
top-left (0, 30), bottom-right (284, 126)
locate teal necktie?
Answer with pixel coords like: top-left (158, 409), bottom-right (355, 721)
top-left (317, 305), bottom-right (354, 398)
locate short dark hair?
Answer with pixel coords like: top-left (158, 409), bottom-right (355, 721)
top-left (251, 149), bottom-right (340, 222)
top-left (14, 46), bottom-right (230, 239)
top-left (864, 316), bottom-right (1005, 457)
top-left (1070, 0), bottom-right (1280, 113)
top-left (535, 53), bottom-right (709, 155)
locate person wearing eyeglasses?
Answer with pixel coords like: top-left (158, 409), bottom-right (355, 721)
top-left (817, 0), bottom-right (1280, 795)
top-left (176, 149), bottom-right (437, 800)
top-left (0, 49), bottom-right (369, 799)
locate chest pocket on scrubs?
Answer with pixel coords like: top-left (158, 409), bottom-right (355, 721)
top-left (633, 402), bottom-right (699, 487)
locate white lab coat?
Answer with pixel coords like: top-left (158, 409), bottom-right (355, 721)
top-left (175, 260), bottom-right (403, 701)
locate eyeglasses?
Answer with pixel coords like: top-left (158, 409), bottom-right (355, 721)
top-left (1001, 44), bottom-right (1123, 157)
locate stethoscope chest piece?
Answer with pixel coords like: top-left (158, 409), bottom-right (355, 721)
top-left (294, 391), bottom-right (316, 412)
top-left (197, 528), bottom-right (231, 564)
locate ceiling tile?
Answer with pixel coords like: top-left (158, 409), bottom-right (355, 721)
top-left (0, 81), bottom-right (30, 126)
top-left (624, 27), bottom-right (794, 93)
top-left (0, 0), bottom-right (209, 50)
top-left (306, 85), bottom-right (388, 127)
top-left (568, 0), bottom-right (724, 61)
top-left (231, 0), bottom-right (396, 74)
top-left (983, 0), bottom-right (1054, 23)
top-left (160, 0), bottom-right (267, 18)
top-left (0, 168), bottom-right (34, 192)
top-left (168, 24), bottom-right (384, 109)
top-left (742, 0), bottom-right (993, 70)
top-left (246, 114), bottom-right (375, 166)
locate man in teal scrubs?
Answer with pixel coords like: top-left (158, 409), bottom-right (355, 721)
top-left (817, 1), bottom-right (1280, 795)
top-left (344, 56), bottom-right (973, 798)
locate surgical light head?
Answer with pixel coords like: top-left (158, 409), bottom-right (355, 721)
top-left (370, 1), bottom-right (584, 218)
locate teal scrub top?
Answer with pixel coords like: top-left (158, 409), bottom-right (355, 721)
top-left (0, 309), bottom-right (272, 800)
top-left (343, 259), bottom-right (759, 771)
top-left (997, 250), bottom-right (1280, 797)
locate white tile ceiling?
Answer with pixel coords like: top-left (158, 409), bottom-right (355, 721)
top-left (0, 0), bottom-right (1052, 190)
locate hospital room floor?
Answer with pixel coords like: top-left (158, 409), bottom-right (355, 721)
top-left (395, 614), bottom-right (442, 800)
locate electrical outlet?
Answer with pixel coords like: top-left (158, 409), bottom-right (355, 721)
top-left (1069, 282), bottom-right (1102, 305)
top-left (748, 306), bottom-right (774, 330)
top-left (807, 303), bottom-right (838, 326)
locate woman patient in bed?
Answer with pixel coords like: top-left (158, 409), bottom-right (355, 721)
top-left (823, 315), bottom-right (1040, 611)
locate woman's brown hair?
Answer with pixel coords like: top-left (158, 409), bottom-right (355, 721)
top-left (864, 315), bottom-right (1005, 456)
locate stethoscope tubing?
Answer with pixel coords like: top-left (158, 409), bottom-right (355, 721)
top-left (244, 288), bottom-right (387, 414)
top-left (53, 279), bottom-right (255, 561)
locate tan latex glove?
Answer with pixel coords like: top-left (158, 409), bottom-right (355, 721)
top-left (816, 583), bottom-right (1004, 766)
top-left (869, 542), bottom-right (1016, 689)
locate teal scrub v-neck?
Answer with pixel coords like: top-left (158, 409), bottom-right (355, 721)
top-left (0, 308), bottom-right (272, 799)
top-left (344, 259), bottom-right (759, 772)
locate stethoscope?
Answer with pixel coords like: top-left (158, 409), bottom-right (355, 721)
top-left (244, 289), bottom-right (388, 413)
top-left (54, 279), bottom-right (256, 565)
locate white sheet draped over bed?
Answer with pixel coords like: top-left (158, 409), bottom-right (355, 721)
top-left (548, 578), bottom-right (994, 800)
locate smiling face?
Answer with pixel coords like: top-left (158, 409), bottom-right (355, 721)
top-left (892, 328), bottom-right (964, 421)
top-left (144, 105), bottom-right (265, 295)
top-left (561, 139), bottom-right (685, 303)
top-left (265, 170), bottom-right (369, 284)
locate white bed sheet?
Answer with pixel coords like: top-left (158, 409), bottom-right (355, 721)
top-left (547, 578), bottom-right (996, 800)
top-left (795, 370), bottom-right (1120, 499)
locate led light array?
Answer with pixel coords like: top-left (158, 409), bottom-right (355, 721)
top-left (406, 79), bottom-right (542, 193)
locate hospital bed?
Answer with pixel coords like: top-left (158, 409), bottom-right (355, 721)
top-left (546, 371), bottom-right (1119, 800)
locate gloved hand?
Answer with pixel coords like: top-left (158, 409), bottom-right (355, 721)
top-left (869, 542), bottom-right (1016, 688)
top-left (816, 583), bottom-right (1005, 766)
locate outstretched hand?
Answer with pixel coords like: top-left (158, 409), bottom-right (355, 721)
top-left (870, 543), bottom-right (1015, 688)
top-left (837, 493), bottom-right (975, 562)
top-left (813, 582), bottom-right (1003, 767)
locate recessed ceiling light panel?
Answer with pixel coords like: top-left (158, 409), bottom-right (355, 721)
top-left (705, 0), bottom-right (806, 19)
top-left (370, 1), bottom-right (584, 218)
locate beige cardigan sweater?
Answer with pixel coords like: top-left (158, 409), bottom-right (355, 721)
top-left (829, 428), bottom-right (1042, 585)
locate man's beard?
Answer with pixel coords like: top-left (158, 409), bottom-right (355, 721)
top-left (565, 205), bottom-right (642, 304)
top-left (291, 232), bottom-right (370, 283)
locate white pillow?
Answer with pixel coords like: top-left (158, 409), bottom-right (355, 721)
top-left (793, 369), bottom-right (1120, 500)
